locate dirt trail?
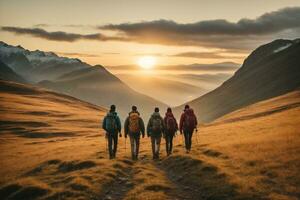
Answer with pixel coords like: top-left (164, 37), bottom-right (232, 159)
top-left (100, 159), bottom-right (135, 200)
top-left (152, 160), bottom-right (199, 200)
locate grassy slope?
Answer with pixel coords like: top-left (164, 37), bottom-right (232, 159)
top-left (0, 80), bottom-right (299, 200)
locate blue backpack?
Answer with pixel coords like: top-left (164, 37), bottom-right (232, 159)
top-left (105, 114), bottom-right (117, 132)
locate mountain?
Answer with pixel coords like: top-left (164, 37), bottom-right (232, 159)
top-left (0, 42), bottom-right (166, 118)
top-left (39, 66), bottom-right (167, 118)
top-left (107, 62), bottom-right (239, 106)
top-left (106, 62), bottom-right (240, 74)
top-left (170, 73), bottom-right (233, 87)
top-left (116, 74), bottom-right (208, 106)
top-left (174, 39), bottom-right (300, 122)
top-left (0, 60), bottom-right (26, 83)
top-left (0, 79), bottom-right (106, 139)
top-left (0, 41), bottom-right (88, 82)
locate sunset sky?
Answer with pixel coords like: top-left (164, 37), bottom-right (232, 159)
top-left (0, 0), bottom-right (300, 68)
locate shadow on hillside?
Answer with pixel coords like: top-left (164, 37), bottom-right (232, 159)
top-left (0, 159), bottom-right (104, 200)
top-left (162, 155), bottom-right (264, 200)
top-left (0, 120), bottom-right (77, 138)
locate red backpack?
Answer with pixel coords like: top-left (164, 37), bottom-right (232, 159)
top-left (184, 109), bottom-right (196, 131)
top-left (166, 115), bottom-right (176, 132)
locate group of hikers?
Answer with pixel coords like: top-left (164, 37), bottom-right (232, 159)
top-left (102, 104), bottom-right (197, 160)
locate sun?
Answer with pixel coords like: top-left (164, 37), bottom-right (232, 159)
top-left (137, 56), bottom-right (156, 69)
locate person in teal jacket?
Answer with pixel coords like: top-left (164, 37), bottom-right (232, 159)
top-left (102, 105), bottom-right (122, 159)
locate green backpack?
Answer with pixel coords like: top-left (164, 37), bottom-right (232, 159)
top-left (152, 116), bottom-right (162, 133)
top-left (105, 114), bottom-right (117, 132)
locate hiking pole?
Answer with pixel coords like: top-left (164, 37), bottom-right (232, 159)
top-left (181, 133), bottom-right (185, 149)
top-left (125, 137), bottom-right (127, 154)
top-left (195, 128), bottom-right (199, 145)
top-left (105, 133), bottom-right (108, 153)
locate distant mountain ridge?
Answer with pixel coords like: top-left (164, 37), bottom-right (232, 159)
top-left (0, 41), bottom-right (166, 118)
top-left (174, 38), bottom-right (300, 122)
top-left (0, 41), bottom-right (88, 82)
top-left (0, 60), bottom-right (26, 83)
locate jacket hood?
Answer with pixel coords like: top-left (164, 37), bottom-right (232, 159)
top-left (165, 111), bottom-right (174, 117)
top-left (185, 108), bottom-right (194, 115)
top-left (152, 112), bottom-right (161, 118)
top-left (107, 111), bottom-right (118, 117)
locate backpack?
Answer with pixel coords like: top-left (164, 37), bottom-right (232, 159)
top-left (184, 110), bottom-right (196, 131)
top-left (152, 116), bottom-right (162, 132)
top-left (166, 115), bottom-right (176, 132)
top-left (105, 114), bottom-right (117, 132)
top-left (129, 112), bottom-right (140, 133)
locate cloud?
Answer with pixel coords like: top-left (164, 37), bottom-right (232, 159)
top-left (55, 52), bottom-right (100, 57)
top-left (106, 62), bottom-right (240, 74)
top-left (171, 51), bottom-right (245, 59)
top-left (1, 26), bottom-right (127, 42)
top-left (2, 7), bottom-right (299, 51)
top-left (33, 24), bottom-right (50, 28)
top-left (101, 7), bottom-right (300, 36)
top-left (99, 7), bottom-right (300, 49)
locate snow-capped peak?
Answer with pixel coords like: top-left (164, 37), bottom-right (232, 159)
top-left (273, 43), bottom-right (292, 53)
top-left (0, 41), bottom-right (81, 65)
top-left (0, 41), bottom-right (25, 55)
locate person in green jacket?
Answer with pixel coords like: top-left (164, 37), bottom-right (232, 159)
top-left (102, 105), bottom-right (122, 159)
top-left (147, 107), bottom-right (164, 160)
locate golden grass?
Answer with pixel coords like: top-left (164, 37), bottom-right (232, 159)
top-left (0, 81), bottom-right (299, 200)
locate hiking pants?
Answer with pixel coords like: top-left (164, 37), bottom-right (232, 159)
top-left (183, 129), bottom-right (193, 150)
top-left (165, 131), bottom-right (175, 155)
top-left (129, 132), bottom-right (141, 160)
top-left (107, 132), bottom-right (118, 159)
top-left (151, 134), bottom-right (162, 158)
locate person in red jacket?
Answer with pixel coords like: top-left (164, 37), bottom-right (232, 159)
top-left (179, 105), bottom-right (197, 153)
top-left (164, 107), bottom-right (178, 156)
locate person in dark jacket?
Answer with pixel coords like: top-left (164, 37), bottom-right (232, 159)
top-left (147, 107), bottom-right (164, 160)
top-left (179, 105), bottom-right (197, 153)
top-left (124, 106), bottom-right (145, 160)
top-left (102, 105), bottom-right (122, 159)
top-left (164, 107), bottom-right (178, 156)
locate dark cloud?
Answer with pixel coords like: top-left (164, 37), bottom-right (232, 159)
top-left (55, 52), bottom-right (100, 57)
top-left (2, 7), bottom-right (299, 51)
top-left (1, 26), bottom-right (127, 42)
top-left (101, 7), bottom-right (300, 36)
top-left (159, 62), bottom-right (240, 72)
top-left (171, 51), bottom-right (245, 59)
top-left (99, 7), bottom-right (300, 49)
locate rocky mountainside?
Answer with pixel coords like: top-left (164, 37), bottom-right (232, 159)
top-left (174, 39), bottom-right (300, 122)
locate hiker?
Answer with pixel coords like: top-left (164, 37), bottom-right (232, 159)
top-left (147, 107), bottom-right (164, 160)
top-left (102, 105), bottom-right (122, 159)
top-left (179, 105), bottom-right (197, 153)
top-left (164, 107), bottom-right (178, 156)
top-left (124, 106), bottom-right (145, 160)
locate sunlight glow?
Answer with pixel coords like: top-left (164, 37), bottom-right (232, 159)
top-left (137, 56), bottom-right (156, 69)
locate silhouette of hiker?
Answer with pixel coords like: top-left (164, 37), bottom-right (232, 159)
top-left (179, 105), bottom-right (197, 153)
top-left (124, 106), bottom-right (145, 160)
top-left (102, 105), bottom-right (122, 159)
top-left (164, 107), bottom-right (178, 156)
top-left (147, 107), bottom-right (164, 160)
